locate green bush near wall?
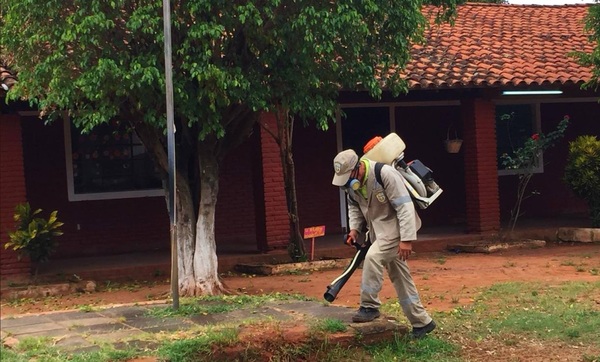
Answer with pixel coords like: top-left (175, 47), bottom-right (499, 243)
top-left (564, 135), bottom-right (600, 227)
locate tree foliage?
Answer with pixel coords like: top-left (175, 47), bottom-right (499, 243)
top-left (1, 0), bottom-right (461, 294)
top-left (3, 0), bottom-right (459, 133)
top-left (564, 135), bottom-right (600, 227)
top-left (578, 1), bottom-right (600, 90)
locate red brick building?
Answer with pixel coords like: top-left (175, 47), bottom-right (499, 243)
top-left (1, 4), bottom-right (598, 278)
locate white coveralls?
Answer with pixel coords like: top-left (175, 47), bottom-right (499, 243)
top-left (347, 158), bottom-right (432, 328)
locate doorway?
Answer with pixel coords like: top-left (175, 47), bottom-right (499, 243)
top-left (336, 106), bottom-right (392, 232)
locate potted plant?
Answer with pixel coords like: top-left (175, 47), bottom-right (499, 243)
top-left (4, 203), bottom-right (64, 276)
top-left (444, 125), bottom-right (463, 153)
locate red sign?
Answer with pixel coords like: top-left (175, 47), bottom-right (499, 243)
top-left (303, 225), bottom-right (326, 239)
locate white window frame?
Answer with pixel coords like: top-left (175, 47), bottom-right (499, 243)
top-left (494, 101), bottom-right (543, 176)
top-left (63, 117), bottom-right (164, 201)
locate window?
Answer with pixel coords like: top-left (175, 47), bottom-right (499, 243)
top-left (64, 118), bottom-right (164, 201)
top-left (495, 103), bottom-right (542, 175)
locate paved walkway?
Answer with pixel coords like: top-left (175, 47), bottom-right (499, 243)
top-left (1, 299), bottom-right (408, 357)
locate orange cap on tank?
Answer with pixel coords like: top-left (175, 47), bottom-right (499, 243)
top-left (363, 136), bottom-right (383, 154)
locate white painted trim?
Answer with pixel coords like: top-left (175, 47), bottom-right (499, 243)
top-left (335, 107), bottom-right (343, 153)
top-left (494, 97), bottom-right (599, 105)
top-left (498, 168), bottom-right (544, 176)
top-left (63, 117), bottom-right (164, 202)
top-left (68, 189), bottom-right (165, 201)
top-left (502, 90), bottom-right (562, 96)
top-left (63, 114), bottom-right (77, 199)
top-left (334, 107), bottom-right (347, 231)
top-left (338, 188), bottom-right (348, 233)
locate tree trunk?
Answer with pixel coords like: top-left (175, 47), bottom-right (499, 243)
top-left (173, 177), bottom-right (198, 296)
top-left (172, 152), bottom-right (224, 296)
top-left (192, 149), bottom-right (225, 295)
top-left (276, 112), bottom-right (306, 261)
top-left (131, 120), bottom-right (224, 296)
top-left (282, 144), bottom-right (307, 261)
top-left (509, 173), bottom-right (533, 232)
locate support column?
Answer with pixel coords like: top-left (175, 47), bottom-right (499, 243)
top-left (254, 113), bottom-right (289, 251)
top-left (462, 99), bottom-right (500, 233)
top-left (0, 115), bottom-right (30, 278)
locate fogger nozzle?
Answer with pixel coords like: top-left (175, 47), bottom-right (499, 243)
top-left (323, 242), bottom-right (370, 303)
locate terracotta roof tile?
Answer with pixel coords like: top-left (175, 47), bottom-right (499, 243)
top-left (403, 3), bottom-right (596, 90)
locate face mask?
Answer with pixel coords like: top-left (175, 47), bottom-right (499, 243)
top-left (345, 178), bottom-right (360, 191)
top-left (344, 164), bottom-right (361, 190)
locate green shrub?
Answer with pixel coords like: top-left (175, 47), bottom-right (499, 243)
top-left (564, 135), bottom-right (600, 227)
top-left (4, 203), bottom-right (64, 274)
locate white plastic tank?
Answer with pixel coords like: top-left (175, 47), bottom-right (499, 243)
top-left (363, 133), bottom-right (406, 164)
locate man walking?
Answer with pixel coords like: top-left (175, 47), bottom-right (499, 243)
top-left (331, 149), bottom-right (436, 339)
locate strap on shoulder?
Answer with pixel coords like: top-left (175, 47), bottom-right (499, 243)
top-left (374, 162), bottom-right (384, 189)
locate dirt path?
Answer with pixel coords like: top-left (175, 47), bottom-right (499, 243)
top-left (224, 242), bottom-right (600, 311)
top-left (2, 243), bottom-right (598, 316)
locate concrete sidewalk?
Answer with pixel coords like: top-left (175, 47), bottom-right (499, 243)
top-left (1, 299), bottom-right (408, 357)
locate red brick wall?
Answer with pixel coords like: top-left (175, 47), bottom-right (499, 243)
top-left (258, 113), bottom-right (289, 249)
top-left (462, 99), bottom-right (500, 233)
top-left (215, 132), bottom-right (257, 249)
top-left (0, 115), bottom-right (30, 277)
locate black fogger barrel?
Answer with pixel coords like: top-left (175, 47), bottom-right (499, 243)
top-left (323, 242), bottom-right (370, 302)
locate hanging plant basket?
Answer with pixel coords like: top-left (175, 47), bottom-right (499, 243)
top-left (444, 126), bottom-right (463, 153)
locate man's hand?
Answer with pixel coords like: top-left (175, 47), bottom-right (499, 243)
top-left (346, 229), bottom-right (359, 246)
top-left (398, 241), bottom-right (412, 261)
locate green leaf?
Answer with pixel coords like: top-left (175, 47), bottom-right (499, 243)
top-left (4, 203), bottom-right (62, 264)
